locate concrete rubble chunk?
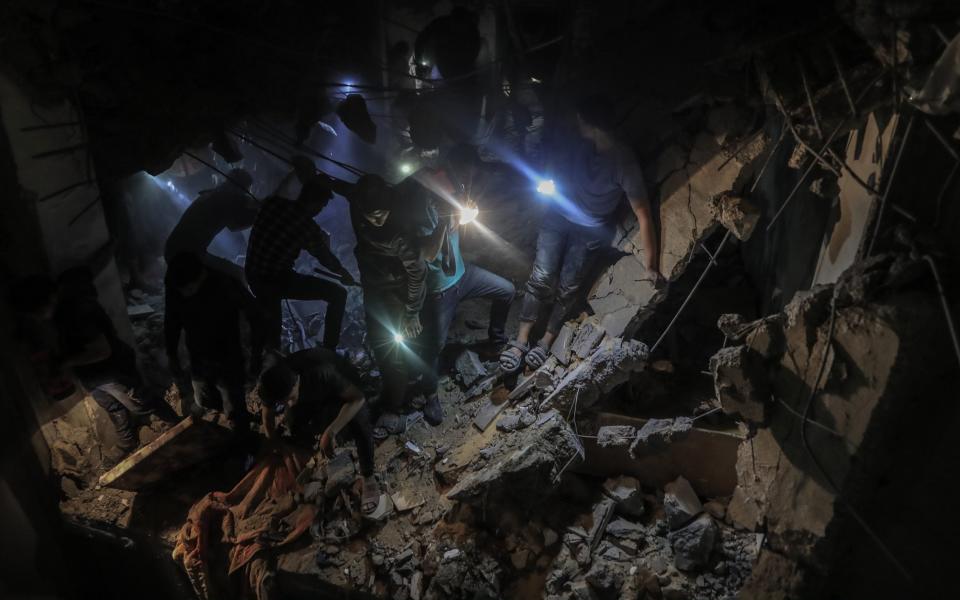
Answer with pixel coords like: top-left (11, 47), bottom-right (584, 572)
top-left (540, 338), bottom-right (649, 414)
top-left (586, 498), bottom-right (617, 550)
top-left (629, 417), bottom-right (694, 457)
top-left (447, 411), bottom-right (580, 507)
top-left (596, 426), bottom-right (637, 448)
top-left (710, 345), bottom-right (769, 423)
top-left (496, 406), bottom-right (536, 432)
top-left (425, 549), bottom-right (500, 600)
top-left (709, 191), bottom-right (761, 241)
top-left (603, 476), bottom-right (646, 518)
top-left (604, 517), bottom-right (646, 541)
top-left (664, 476), bottom-right (703, 530)
top-left (324, 451), bottom-right (357, 498)
top-left (571, 322), bottom-right (606, 360)
top-left (550, 324), bottom-right (576, 364)
top-left (669, 514), bottom-right (718, 572)
top-left (454, 350), bottom-right (487, 387)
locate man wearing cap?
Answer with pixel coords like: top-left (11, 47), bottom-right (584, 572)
top-left (245, 175), bottom-right (358, 352)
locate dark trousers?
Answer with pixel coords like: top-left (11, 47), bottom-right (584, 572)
top-left (363, 287), bottom-right (408, 412)
top-left (250, 272), bottom-right (347, 351)
top-left (417, 264), bottom-right (515, 395)
top-left (289, 402), bottom-right (375, 476)
top-left (519, 209), bottom-right (611, 335)
top-left (190, 356), bottom-right (251, 428)
top-left (90, 382), bottom-right (147, 448)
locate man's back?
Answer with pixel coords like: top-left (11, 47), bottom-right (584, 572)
top-left (165, 186), bottom-right (258, 259)
top-left (246, 196), bottom-right (323, 281)
top-left (562, 138), bottom-right (646, 227)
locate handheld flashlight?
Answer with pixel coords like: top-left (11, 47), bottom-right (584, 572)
top-left (459, 205), bottom-right (479, 225)
top-left (399, 162), bottom-right (413, 175)
top-left (537, 179), bottom-right (557, 196)
top-left (394, 332), bottom-right (405, 344)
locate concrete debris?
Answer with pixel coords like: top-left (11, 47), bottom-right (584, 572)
top-left (709, 345), bottom-right (769, 423)
top-left (424, 549), bottom-right (500, 600)
top-left (586, 498), bottom-right (616, 550)
top-left (603, 476), bottom-right (646, 518)
top-left (629, 416), bottom-right (694, 457)
top-left (669, 514), bottom-right (718, 571)
top-left (454, 350), bottom-right (487, 387)
top-left (540, 338), bottom-right (649, 414)
top-left (709, 191), bottom-right (760, 241)
top-left (447, 412), bottom-right (580, 507)
top-left (550, 324), bottom-right (576, 364)
top-left (495, 406), bottom-right (536, 432)
top-left (324, 451), bottom-right (357, 498)
top-left (596, 425), bottom-right (636, 448)
top-left (664, 476), bottom-right (704, 530)
top-left (570, 322), bottom-right (606, 360)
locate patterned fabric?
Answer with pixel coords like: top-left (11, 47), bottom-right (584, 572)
top-left (245, 196), bottom-right (341, 281)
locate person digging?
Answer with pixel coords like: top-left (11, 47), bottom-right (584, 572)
top-left (257, 349), bottom-right (387, 517)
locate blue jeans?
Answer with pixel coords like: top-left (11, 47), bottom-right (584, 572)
top-left (519, 209), bottom-right (611, 335)
top-left (417, 263), bottom-right (515, 395)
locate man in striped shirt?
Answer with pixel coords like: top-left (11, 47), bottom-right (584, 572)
top-left (245, 177), bottom-right (357, 352)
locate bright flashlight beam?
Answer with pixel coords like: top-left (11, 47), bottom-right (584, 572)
top-left (460, 205), bottom-right (479, 225)
top-left (536, 179), bottom-right (556, 196)
top-left (399, 163), bottom-right (413, 175)
top-left (393, 332), bottom-right (405, 344)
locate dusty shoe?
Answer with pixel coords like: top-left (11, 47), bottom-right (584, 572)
top-left (423, 394), bottom-right (444, 426)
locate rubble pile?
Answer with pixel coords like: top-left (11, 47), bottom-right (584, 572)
top-left (544, 475), bottom-right (759, 600)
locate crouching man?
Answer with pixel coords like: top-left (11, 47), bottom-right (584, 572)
top-left (257, 349), bottom-right (384, 515)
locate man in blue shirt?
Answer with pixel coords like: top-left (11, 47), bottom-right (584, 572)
top-left (412, 146), bottom-right (515, 426)
top-left (501, 94), bottom-right (661, 373)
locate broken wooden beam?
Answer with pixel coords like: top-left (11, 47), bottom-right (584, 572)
top-left (98, 415), bottom-right (235, 490)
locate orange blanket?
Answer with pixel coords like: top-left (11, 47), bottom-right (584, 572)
top-left (172, 448), bottom-right (318, 600)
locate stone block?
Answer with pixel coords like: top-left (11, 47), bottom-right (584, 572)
top-left (664, 476), bottom-right (703, 530)
top-left (455, 350), bottom-right (487, 387)
top-left (669, 514), bottom-right (718, 572)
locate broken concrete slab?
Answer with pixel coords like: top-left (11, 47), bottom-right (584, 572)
top-left (550, 324), bottom-right (576, 364)
top-left (588, 255), bottom-right (660, 338)
top-left (709, 345), bottom-right (769, 423)
top-left (571, 321), bottom-right (606, 360)
top-left (447, 412), bottom-right (580, 508)
top-left (98, 415), bottom-right (233, 490)
top-left (630, 417), bottom-right (695, 456)
top-left (596, 425), bottom-right (636, 448)
top-left (578, 412), bottom-right (743, 498)
top-left (664, 476), bottom-right (704, 530)
top-left (455, 350), bottom-right (487, 387)
top-left (540, 338), bottom-right (649, 414)
top-left (669, 514), bottom-right (718, 571)
top-left (496, 406), bottom-right (536, 432)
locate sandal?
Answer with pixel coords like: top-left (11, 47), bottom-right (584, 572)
top-left (525, 342), bottom-right (550, 369)
top-left (361, 477), bottom-right (383, 515)
top-left (373, 412), bottom-right (406, 440)
top-left (499, 340), bottom-right (528, 374)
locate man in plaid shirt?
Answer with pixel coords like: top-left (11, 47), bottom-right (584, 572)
top-left (245, 176), bottom-right (357, 351)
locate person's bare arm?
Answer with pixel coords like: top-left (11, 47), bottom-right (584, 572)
top-left (261, 403), bottom-right (278, 440)
top-left (628, 194), bottom-right (660, 277)
top-left (319, 384), bottom-right (365, 455)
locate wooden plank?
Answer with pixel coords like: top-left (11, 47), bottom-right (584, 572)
top-left (576, 412), bottom-right (744, 498)
top-left (98, 415), bottom-right (234, 490)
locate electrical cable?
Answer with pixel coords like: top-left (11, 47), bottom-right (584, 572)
top-left (181, 150), bottom-right (258, 201)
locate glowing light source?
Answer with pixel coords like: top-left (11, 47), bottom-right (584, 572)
top-left (394, 332), bottom-right (405, 344)
top-left (399, 162), bottom-right (413, 175)
top-left (459, 205), bottom-right (479, 225)
top-left (537, 179), bottom-right (557, 196)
